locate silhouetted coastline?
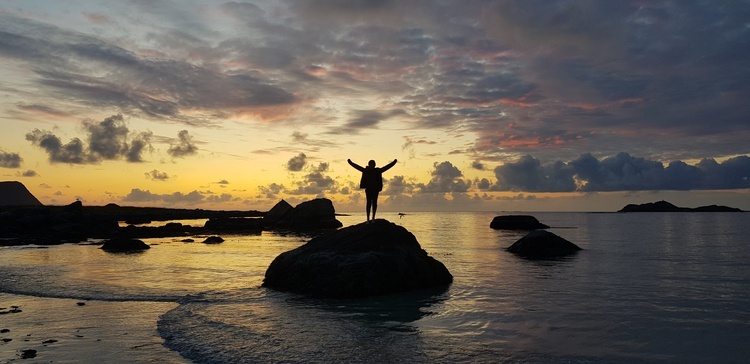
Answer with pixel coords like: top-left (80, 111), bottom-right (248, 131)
top-left (0, 197), bottom-right (341, 246)
top-left (618, 200), bottom-right (744, 212)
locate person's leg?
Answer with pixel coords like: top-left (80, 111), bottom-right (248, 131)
top-left (365, 189), bottom-right (374, 221)
top-left (371, 191), bottom-right (380, 220)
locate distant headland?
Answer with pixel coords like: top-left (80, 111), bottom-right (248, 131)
top-left (617, 200), bottom-right (744, 212)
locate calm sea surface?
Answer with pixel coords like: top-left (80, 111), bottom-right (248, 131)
top-left (1, 212), bottom-right (749, 363)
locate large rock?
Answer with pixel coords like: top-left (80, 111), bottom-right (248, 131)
top-left (263, 199), bottom-right (294, 226)
top-left (0, 181), bottom-right (42, 206)
top-left (262, 219), bottom-right (453, 298)
top-left (100, 237), bottom-right (151, 252)
top-left (272, 198), bottom-right (342, 231)
top-left (490, 215), bottom-right (550, 230)
top-left (507, 230), bottom-right (581, 258)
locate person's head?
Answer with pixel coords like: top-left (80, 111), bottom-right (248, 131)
top-left (368, 160), bottom-right (376, 167)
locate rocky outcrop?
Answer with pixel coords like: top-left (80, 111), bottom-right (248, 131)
top-left (0, 181), bottom-right (42, 206)
top-left (490, 215), bottom-right (550, 230)
top-left (263, 199), bottom-right (294, 226)
top-left (100, 237), bottom-right (151, 252)
top-left (618, 200), bottom-right (743, 212)
top-left (263, 219), bottom-right (453, 298)
top-left (507, 230), bottom-right (581, 258)
top-left (271, 198), bottom-right (342, 231)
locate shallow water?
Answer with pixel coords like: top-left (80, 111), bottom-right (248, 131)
top-left (2, 212), bottom-right (750, 363)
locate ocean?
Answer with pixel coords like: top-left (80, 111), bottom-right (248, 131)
top-left (1, 212), bottom-right (749, 363)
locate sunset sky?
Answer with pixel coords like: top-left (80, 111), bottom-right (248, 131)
top-left (1, 0), bottom-right (749, 212)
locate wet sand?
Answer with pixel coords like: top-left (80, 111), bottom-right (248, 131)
top-left (0, 293), bottom-right (188, 363)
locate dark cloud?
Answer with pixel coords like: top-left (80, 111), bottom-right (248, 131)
top-left (286, 153), bottom-right (307, 171)
top-left (383, 175), bottom-right (415, 195)
top-left (26, 115), bottom-right (152, 164)
top-left (122, 188), bottom-right (205, 204)
top-left (145, 169), bottom-right (170, 181)
top-left (84, 114), bottom-right (129, 160)
top-left (0, 150), bottom-right (22, 168)
top-left (26, 130), bottom-right (91, 164)
top-left (0, 14), bottom-right (296, 125)
top-left (471, 160), bottom-right (485, 170)
top-left (419, 161), bottom-right (471, 193)
top-left (20, 170), bottom-right (38, 177)
top-left (492, 153), bottom-right (750, 192)
top-left (329, 109), bottom-right (406, 134)
top-left (167, 130), bottom-right (198, 158)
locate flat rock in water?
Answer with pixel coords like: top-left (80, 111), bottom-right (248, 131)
top-left (490, 215), bottom-right (550, 230)
top-left (507, 230), bottom-right (581, 258)
top-left (100, 237), bottom-right (150, 252)
top-left (202, 236), bottom-right (224, 244)
top-left (262, 219), bottom-right (453, 298)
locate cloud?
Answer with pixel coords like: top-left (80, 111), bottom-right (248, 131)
top-left (0, 150), bottom-right (22, 168)
top-left (419, 161), bottom-right (471, 193)
top-left (145, 169), bottom-right (170, 181)
top-left (167, 130), bottom-right (198, 158)
top-left (26, 114), bottom-right (152, 164)
top-left (471, 160), bottom-right (485, 170)
top-left (286, 153), bottom-right (307, 171)
top-left (122, 188), bottom-right (205, 204)
top-left (0, 14), bottom-right (296, 125)
top-left (19, 170), bottom-right (38, 177)
top-left (26, 130), bottom-right (91, 164)
top-left (492, 153), bottom-right (750, 192)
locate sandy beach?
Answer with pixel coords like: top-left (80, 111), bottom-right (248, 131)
top-left (0, 293), bottom-right (188, 363)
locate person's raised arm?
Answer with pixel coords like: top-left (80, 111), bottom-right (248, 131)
top-left (347, 159), bottom-right (365, 172)
top-left (381, 159), bottom-right (398, 172)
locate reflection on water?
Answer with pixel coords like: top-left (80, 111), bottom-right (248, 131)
top-left (2, 212), bottom-right (750, 362)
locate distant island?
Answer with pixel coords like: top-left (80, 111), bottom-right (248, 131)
top-left (618, 200), bottom-right (744, 212)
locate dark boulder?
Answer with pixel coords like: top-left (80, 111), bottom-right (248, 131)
top-left (507, 230), bottom-right (581, 258)
top-left (263, 219), bottom-right (453, 298)
top-left (202, 236), bottom-right (224, 244)
top-left (100, 237), bottom-right (150, 252)
top-left (272, 198), bottom-right (342, 231)
top-left (490, 215), bottom-right (550, 230)
top-left (263, 199), bottom-right (294, 226)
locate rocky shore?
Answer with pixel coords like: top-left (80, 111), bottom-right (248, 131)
top-left (0, 198), bottom-right (341, 246)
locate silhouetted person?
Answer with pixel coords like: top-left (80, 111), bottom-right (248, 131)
top-left (348, 158), bottom-right (397, 221)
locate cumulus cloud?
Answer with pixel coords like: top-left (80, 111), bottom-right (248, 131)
top-left (419, 161), bottom-right (471, 193)
top-left (0, 150), bottom-right (22, 168)
top-left (122, 188), bottom-right (205, 204)
top-left (286, 153), bottom-right (307, 171)
top-left (25, 114), bottom-right (152, 164)
top-left (471, 160), bottom-right (485, 170)
top-left (167, 130), bottom-right (198, 158)
top-left (493, 153), bottom-right (750, 192)
top-left (145, 169), bottom-right (170, 181)
top-left (20, 170), bottom-right (38, 177)
top-left (26, 130), bottom-right (91, 164)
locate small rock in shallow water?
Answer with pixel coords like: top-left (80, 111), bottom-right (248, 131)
top-left (507, 230), bottom-right (582, 258)
top-left (202, 236), bottom-right (224, 244)
top-left (19, 349), bottom-right (37, 359)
